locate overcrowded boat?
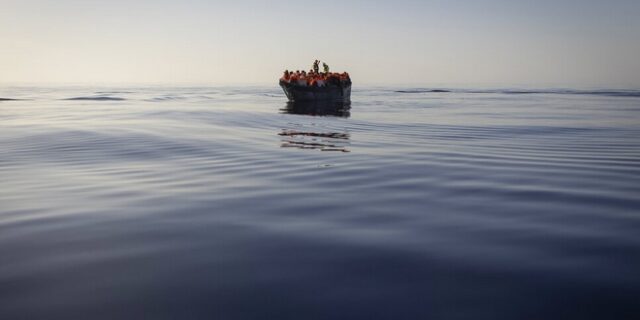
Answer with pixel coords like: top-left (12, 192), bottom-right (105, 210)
top-left (279, 60), bottom-right (351, 103)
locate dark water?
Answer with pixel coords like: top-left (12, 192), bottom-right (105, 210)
top-left (1, 86), bottom-right (639, 319)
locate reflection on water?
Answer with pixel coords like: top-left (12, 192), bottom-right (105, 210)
top-left (279, 101), bottom-right (351, 152)
top-left (279, 130), bottom-right (350, 152)
top-left (280, 101), bottom-right (351, 118)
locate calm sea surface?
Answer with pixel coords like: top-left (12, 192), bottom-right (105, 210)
top-left (1, 86), bottom-right (639, 319)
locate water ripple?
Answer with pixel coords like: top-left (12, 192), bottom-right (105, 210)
top-left (1, 86), bottom-right (639, 319)
top-left (64, 96), bottom-right (126, 101)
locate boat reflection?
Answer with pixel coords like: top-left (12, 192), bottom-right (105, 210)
top-left (279, 101), bottom-right (351, 152)
top-left (280, 100), bottom-right (351, 118)
top-left (279, 130), bottom-right (350, 152)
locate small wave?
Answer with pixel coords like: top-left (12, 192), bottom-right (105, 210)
top-left (0, 98), bottom-right (21, 101)
top-left (146, 96), bottom-right (187, 102)
top-left (94, 91), bottom-right (135, 94)
top-left (575, 90), bottom-right (640, 97)
top-left (467, 89), bottom-right (640, 97)
top-left (393, 88), bottom-right (640, 97)
top-left (497, 90), bottom-right (640, 97)
top-left (64, 96), bottom-right (126, 101)
top-left (395, 89), bottom-right (451, 93)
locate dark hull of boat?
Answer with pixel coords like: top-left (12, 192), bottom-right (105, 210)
top-left (281, 101), bottom-right (351, 118)
top-left (280, 81), bottom-right (351, 103)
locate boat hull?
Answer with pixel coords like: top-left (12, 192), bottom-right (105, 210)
top-left (280, 80), bottom-right (351, 103)
top-left (281, 100), bottom-right (351, 117)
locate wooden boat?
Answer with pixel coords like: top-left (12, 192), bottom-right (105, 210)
top-left (280, 80), bottom-right (351, 103)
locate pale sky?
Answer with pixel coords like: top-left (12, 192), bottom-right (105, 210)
top-left (1, 0), bottom-right (639, 87)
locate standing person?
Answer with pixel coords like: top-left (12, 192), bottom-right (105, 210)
top-left (313, 60), bottom-right (320, 74)
top-left (323, 62), bottom-right (330, 73)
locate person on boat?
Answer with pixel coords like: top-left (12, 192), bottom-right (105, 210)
top-left (324, 72), bottom-right (339, 86)
top-left (281, 70), bottom-right (291, 82)
top-left (282, 62), bottom-right (350, 87)
top-left (297, 71), bottom-right (307, 86)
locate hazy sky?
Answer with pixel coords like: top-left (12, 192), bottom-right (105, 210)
top-left (2, 0), bottom-right (639, 87)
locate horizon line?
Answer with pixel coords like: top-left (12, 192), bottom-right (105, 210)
top-left (2, 82), bottom-right (640, 91)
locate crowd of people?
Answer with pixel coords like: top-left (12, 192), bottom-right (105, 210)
top-left (280, 60), bottom-right (351, 87)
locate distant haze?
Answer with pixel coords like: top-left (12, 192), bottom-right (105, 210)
top-left (2, 0), bottom-right (639, 87)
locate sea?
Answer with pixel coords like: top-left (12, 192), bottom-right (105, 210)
top-left (1, 86), bottom-right (639, 319)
